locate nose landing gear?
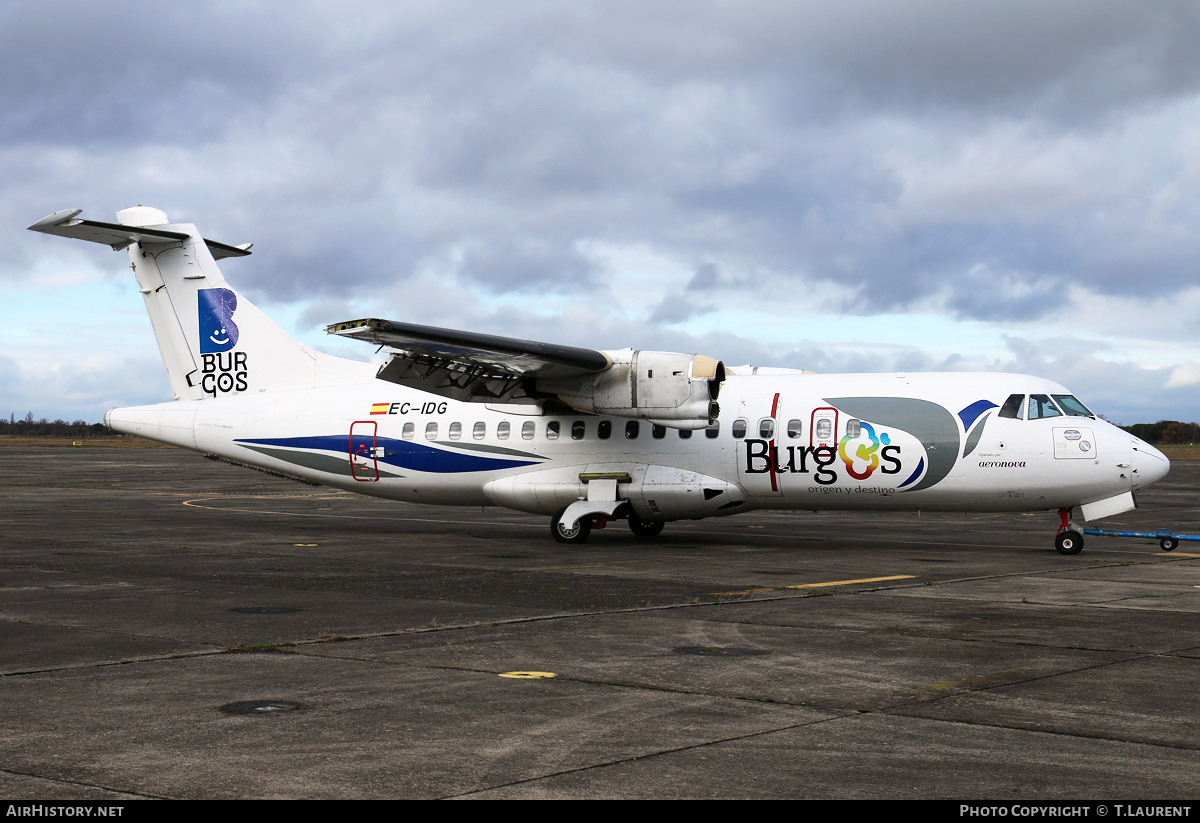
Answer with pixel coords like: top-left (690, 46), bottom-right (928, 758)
top-left (1055, 507), bottom-right (1084, 555)
top-left (550, 505), bottom-right (667, 544)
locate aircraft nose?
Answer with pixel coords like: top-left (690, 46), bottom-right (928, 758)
top-left (1131, 439), bottom-right (1170, 489)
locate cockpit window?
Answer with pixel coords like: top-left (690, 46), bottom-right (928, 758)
top-left (1027, 394), bottom-right (1062, 419)
top-left (998, 394), bottom-right (1024, 419)
top-left (1052, 394), bottom-right (1094, 418)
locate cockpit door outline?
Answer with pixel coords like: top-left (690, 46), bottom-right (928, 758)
top-left (737, 393), bottom-right (785, 495)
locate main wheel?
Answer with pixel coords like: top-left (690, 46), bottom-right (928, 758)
top-left (1160, 537), bottom-right (1179, 552)
top-left (1055, 530), bottom-right (1084, 555)
top-left (551, 507), bottom-right (591, 544)
top-left (628, 514), bottom-right (665, 537)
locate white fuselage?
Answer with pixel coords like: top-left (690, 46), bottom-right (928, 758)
top-left (107, 365), bottom-right (1167, 522)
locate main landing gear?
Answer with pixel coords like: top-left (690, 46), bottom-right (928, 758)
top-left (627, 512), bottom-right (665, 537)
top-left (1054, 507), bottom-right (1084, 555)
top-left (550, 507), bottom-right (592, 544)
top-left (550, 506), bottom-right (666, 544)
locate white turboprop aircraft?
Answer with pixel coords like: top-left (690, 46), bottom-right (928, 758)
top-left (29, 207), bottom-right (1171, 554)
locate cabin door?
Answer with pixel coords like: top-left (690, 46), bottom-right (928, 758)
top-left (736, 393), bottom-right (785, 497)
top-left (349, 420), bottom-right (379, 482)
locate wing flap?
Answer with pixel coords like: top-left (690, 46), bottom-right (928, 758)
top-left (327, 317), bottom-right (612, 403)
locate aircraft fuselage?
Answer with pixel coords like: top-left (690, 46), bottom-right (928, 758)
top-left (107, 368), bottom-right (1165, 521)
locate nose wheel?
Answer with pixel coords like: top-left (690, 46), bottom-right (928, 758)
top-left (1054, 507), bottom-right (1084, 555)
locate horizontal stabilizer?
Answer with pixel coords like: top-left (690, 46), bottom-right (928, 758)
top-left (27, 208), bottom-right (252, 260)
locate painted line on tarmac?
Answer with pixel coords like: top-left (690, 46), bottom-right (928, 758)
top-left (712, 574), bottom-right (917, 596)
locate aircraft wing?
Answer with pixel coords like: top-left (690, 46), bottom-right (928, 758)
top-left (28, 208), bottom-right (253, 260)
top-left (326, 318), bottom-right (613, 403)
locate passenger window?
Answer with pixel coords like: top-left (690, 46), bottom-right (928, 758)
top-left (679, 429), bottom-right (692, 439)
top-left (759, 418), bottom-right (775, 439)
top-left (846, 419), bottom-right (860, 438)
top-left (425, 422), bottom-right (438, 440)
top-left (652, 424), bottom-right (666, 439)
top-left (1052, 394), bottom-right (1093, 417)
top-left (787, 419), bottom-right (803, 438)
top-left (521, 421), bottom-right (535, 440)
top-left (402, 422), bottom-right (415, 440)
top-left (473, 422), bottom-right (486, 440)
top-left (732, 418), bottom-right (747, 439)
top-left (1028, 394), bottom-right (1062, 419)
top-left (597, 420), bottom-right (612, 439)
top-left (815, 419), bottom-right (831, 440)
top-left (572, 421), bottom-right (585, 440)
top-left (706, 420), bottom-right (720, 438)
top-left (546, 421), bottom-right (560, 440)
top-left (448, 422), bottom-right (462, 440)
top-left (998, 394), bottom-right (1024, 419)
top-left (497, 421), bottom-right (510, 440)
top-left (625, 421), bottom-right (639, 439)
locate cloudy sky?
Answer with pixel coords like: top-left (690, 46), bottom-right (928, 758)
top-left (4, 1), bottom-right (1200, 425)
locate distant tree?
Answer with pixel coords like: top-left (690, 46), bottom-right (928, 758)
top-left (0, 415), bottom-right (115, 437)
top-left (1161, 422), bottom-right (1199, 444)
top-left (1120, 420), bottom-right (1200, 444)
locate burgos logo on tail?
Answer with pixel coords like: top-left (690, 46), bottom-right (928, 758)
top-left (197, 288), bottom-right (247, 395)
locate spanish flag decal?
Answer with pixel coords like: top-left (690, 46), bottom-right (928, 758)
top-left (370, 402), bottom-right (390, 415)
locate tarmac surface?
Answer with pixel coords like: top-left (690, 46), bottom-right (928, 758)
top-left (1, 447), bottom-right (1198, 799)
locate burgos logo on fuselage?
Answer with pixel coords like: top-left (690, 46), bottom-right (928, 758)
top-left (837, 421), bottom-right (902, 480)
top-left (197, 287), bottom-right (247, 395)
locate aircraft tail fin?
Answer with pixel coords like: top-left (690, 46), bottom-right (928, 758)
top-left (30, 207), bottom-right (333, 401)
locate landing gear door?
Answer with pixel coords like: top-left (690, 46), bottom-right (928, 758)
top-left (349, 420), bottom-right (379, 482)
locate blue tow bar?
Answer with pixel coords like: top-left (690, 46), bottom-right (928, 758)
top-left (1081, 527), bottom-right (1198, 552)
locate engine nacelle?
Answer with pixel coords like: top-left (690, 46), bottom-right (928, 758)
top-left (536, 350), bottom-right (724, 429)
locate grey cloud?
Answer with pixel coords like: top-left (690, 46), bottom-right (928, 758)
top-left (243, 245), bottom-right (400, 304)
top-left (0, 6), bottom-right (294, 147)
top-left (648, 262), bottom-right (727, 323)
top-left (457, 235), bottom-right (601, 293)
top-left (648, 294), bottom-right (717, 325)
top-left (787, 2), bottom-right (1200, 124)
top-left (686, 262), bottom-right (721, 292)
top-left (572, 1), bottom-right (1200, 126)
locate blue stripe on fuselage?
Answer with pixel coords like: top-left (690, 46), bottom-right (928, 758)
top-left (235, 435), bottom-right (542, 474)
